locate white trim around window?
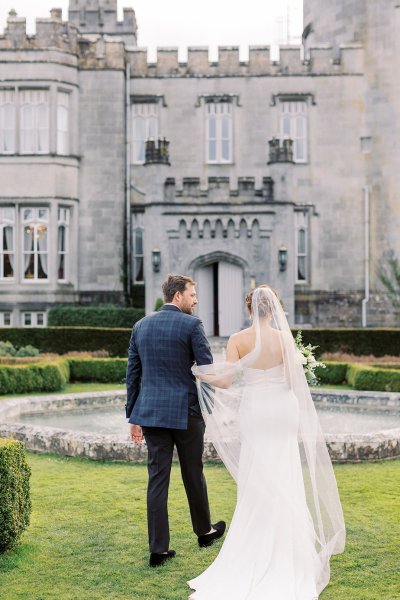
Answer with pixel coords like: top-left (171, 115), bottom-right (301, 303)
top-left (295, 211), bottom-right (309, 283)
top-left (20, 89), bottom-right (50, 154)
top-left (22, 311), bottom-right (47, 327)
top-left (131, 102), bottom-right (159, 164)
top-left (206, 101), bottom-right (233, 164)
top-left (0, 90), bottom-right (16, 154)
top-left (0, 311), bottom-right (12, 326)
top-left (0, 206), bottom-right (15, 281)
top-left (22, 207), bottom-right (49, 281)
top-left (57, 207), bottom-right (70, 282)
top-left (280, 101), bottom-right (308, 163)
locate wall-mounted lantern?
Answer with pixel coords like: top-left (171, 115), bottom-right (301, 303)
top-left (278, 245), bottom-right (288, 272)
top-left (152, 248), bottom-right (161, 273)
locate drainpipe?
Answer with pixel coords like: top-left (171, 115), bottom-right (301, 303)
top-left (361, 186), bottom-right (370, 327)
top-left (125, 62), bottom-right (131, 297)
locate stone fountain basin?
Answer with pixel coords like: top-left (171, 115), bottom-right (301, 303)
top-left (0, 389), bottom-right (399, 463)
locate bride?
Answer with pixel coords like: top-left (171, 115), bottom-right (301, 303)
top-left (188, 285), bottom-right (345, 600)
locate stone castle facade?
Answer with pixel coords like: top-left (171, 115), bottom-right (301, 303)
top-left (0, 0), bottom-right (399, 333)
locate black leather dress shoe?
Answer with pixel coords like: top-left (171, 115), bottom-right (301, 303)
top-left (149, 550), bottom-right (176, 567)
top-left (198, 521), bottom-right (226, 547)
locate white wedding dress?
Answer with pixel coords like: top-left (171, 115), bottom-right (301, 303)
top-left (188, 287), bottom-right (345, 600)
top-left (188, 364), bottom-right (319, 600)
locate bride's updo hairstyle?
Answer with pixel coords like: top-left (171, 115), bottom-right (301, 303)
top-left (245, 284), bottom-right (278, 318)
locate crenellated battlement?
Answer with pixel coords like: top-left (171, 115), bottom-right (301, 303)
top-left (68, 0), bottom-right (137, 46)
top-left (0, 9), bottom-right (127, 69)
top-left (0, 9), bottom-right (79, 54)
top-left (127, 44), bottom-right (364, 78)
top-left (163, 176), bottom-right (274, 204)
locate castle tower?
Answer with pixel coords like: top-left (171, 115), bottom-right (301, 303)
top-left (303, 0), bottom-right (367, 47)
top-left (68, 0), bottom-right (137, 45)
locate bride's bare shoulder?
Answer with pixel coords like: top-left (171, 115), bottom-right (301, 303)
top-left (229, 326), bottom-right (253, 342)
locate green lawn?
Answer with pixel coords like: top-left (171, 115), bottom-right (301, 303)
top-left (0, 382), bottom-right (353, 401)
top-left (0, 382), bottom-right (126, 400)
top-left (0, 454), bottom-right (399, 600)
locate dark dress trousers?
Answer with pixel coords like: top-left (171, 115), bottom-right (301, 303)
top-left (125, 304), bottom-right (213, 552)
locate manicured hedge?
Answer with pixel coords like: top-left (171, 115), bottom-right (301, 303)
top-left (347, 364), bottom-right (400, 392)
top-left (0, 439), bottom-right (31, 553)
top-left (1, 327), bottom-right (398, 358)
top-left (48, 305), bottom-right (144, 328)
top-left (296, 329), bottom-right (400, 358)
top-left (0, 328), bottom-right (132, 358)
top-left (68, 358), bottom-right (127, 383)
top-left (315, 362), bottom-right (348, 385)
top-left (0, 360), bottom-right (69, 395)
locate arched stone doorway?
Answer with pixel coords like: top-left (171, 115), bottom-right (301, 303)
top-left (189, 252), bottom-right (248, 337)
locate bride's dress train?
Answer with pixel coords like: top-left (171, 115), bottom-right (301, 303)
top-left (188, 365), bottom-right (320, 600)
top-left (188, 286), bottom-right (345, 599)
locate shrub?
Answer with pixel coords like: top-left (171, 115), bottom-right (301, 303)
top-left (48, 305), bottom-right (144, 328)
top-left (0, 328), bottom-right (132, 358)
top-left (0, 439), bottom-right (31, 553)
top-left (0, 359), bottom-right (69, 395)
top-left (68, 358), bottom-right (127, 383)
top-left (315, 361), bottom-right (348, 385)
top-left (296, 329), bottom-right (400, 357)
top-left (154, 298), bottom-right (164, 311)
top-left (0, 341), bottom-right (16, 357)
top-left (347, 363), bottom-right (400, 392)
top-left (0, 341), bottom-right (39, 358)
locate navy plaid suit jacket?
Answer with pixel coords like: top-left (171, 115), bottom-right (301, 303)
top-left (125, 304), bottom-right (213, 429)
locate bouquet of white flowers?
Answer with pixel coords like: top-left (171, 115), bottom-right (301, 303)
top-left (294, 330), bottom-right (325, 386)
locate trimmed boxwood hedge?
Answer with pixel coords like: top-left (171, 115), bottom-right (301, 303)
top-left (347, 364), bottom-right (400, 392)
top-left (296, 328), bottom-right (400, 358)
top-left (0, 327), bottom-right (398, 359)
top-left (68, 358), bottom-right (127, 383)
top-left (0, 360), bottom-right (70, 395)
top-left (0, 328), bottom-right (132, 358)
top-left (48, 305), bottom-right (144, 328)
top-left (0, 439), bottom-right (31, 553)
top-left (315, 362), bottom-right (348, 385)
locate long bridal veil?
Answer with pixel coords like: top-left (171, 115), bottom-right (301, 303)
top-left (193, 286), bottom-right (345, 593)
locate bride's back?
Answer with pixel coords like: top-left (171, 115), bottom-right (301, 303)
top-left (228, 324), bottom-right (284, 370)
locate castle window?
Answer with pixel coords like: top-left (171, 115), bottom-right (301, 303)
top-left (295, 211), bottom-right (309, 283)
top-left (57, 207), bottom-right (70, 281)
top-left (20, 90), bottom-right (49, 154)
top-left (0, 90), bottom-right (16, 154)
top-left (206, 101), bottom-right (233, 164)
top-left (22, 207), bottom-right (49, 280)
top-left (22, 311), bottom-right (46, 327)
top-left (132, 212), bottom-right (144, 283)
top-left (280, 101), bottom-right (307, 163)
top-left (131, 103), bottom-right (158, 164)
top-left (57, 91), bottom-right (70, 155)
top-left (0, 207), bottom-right (15, 280)
top-left (0, 312), bottom-right (12, 326)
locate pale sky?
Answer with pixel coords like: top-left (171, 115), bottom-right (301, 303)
top-left (0, 1), bottom-right (303, 61)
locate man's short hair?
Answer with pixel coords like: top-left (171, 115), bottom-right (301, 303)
top-left (162, 274), bottom-right (196, 303)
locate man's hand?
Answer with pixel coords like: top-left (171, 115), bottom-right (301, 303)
top-left (130, 424), bottom-right (143, 444)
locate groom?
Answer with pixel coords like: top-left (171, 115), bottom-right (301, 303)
top-left (126, 274), bottom-right (226, 567)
